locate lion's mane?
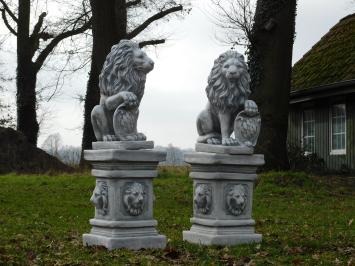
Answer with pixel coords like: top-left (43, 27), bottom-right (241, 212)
top-left (206, 50), bottom-right (251, 113)
top-left (99, 40), bottom-right (146, 101)
top-left (123, 182), bottom-right (145, 216)
top-left (194, 184), bottom-right (212, 214)
top-left (226, 184), bottom-right (247, 216)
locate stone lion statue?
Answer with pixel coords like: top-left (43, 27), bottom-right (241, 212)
top-left (225, 184), bottom-right (247, 216)
top-left (197, 50), bottom-right (260, 146)
top-left (90, 181), bottom-right (109, 216)
top-left (194, 184), bottom-right (212, 214)
top-left (91, 40), bottom-right (154, 141)
top-left (123, 182), bottom-right (145, 216)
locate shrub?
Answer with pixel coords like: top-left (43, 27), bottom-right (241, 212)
top-left (287, 143), bottom-right (326, 174)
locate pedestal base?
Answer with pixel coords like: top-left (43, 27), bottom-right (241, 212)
top-left (83, 143), bottom-right (167, 250)
top-left (183, 230), bottom-right (261, 246)
top-left (83, 233), bottom-right (166, 250)
top-left (183, 150), bottom-right (264, 247)
top-left (183, 222), bottom-right (262, 246)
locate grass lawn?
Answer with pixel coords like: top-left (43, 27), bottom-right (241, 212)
top-left (0, 168), bottom-right (354, 265)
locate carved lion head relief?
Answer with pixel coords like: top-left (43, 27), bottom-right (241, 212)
top-left (90, 181), bottom-right (109, 216)
top-left (194, 184), bottom-right (212, 215)
top-left (123, 182), bottom-right (146, 216)
top-left (225, 184), bottom-right (247, 216)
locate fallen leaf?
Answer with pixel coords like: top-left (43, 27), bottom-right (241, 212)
top-left (312, 253), bottom-right (320, 260)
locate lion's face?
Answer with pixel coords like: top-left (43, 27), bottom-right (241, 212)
top-left (99, 40), bottom-right (153, 98)
top-left (132, 49), bottom-right (154, 74)
top-left (221, 57), bottom-right (245, 80)
top-left (206, 50), bottom-right (251, 113)
top-left (194, 184), bottom-right (212, 214)
top-left (90, 181), bottom-right (108, 216)
top-left (226, 184), bottom-right (247, 216)
top-left (123, 182), bottom-right (145, 216)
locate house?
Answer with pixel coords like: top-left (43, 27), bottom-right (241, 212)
top-left (288, 13), bottom-right (355, 171)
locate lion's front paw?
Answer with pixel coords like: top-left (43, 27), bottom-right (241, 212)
top-left (103, 135), bottom-right (118, 141)
top-left (244, 100), bottom-right (259, 116)
top-left (136, 133), bottom-right (146, 141)
top-left (222, 137), bottom-right (238, 146)
top-left (207, 137), bottom-right (221, 145)
top-left (120, 91), bottom-right (138, 108)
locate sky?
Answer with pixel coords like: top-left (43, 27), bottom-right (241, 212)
top-left (1, 0), bottom-right (354, 149)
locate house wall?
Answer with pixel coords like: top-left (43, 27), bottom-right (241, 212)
top-left (288, 94), bottom-right (355, 171)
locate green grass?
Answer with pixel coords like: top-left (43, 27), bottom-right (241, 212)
top-left (0, 170), bottom-right (354, 265)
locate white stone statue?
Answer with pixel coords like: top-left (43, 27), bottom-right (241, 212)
top-left (196, 50), bottom-right (261, 147)
top-left (91, 40), bottom-right (154, 142)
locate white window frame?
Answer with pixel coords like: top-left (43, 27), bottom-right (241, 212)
top-left (330, 103), bottom-right (346, 155)
top-left (302, 109), bottom-right (315, 154)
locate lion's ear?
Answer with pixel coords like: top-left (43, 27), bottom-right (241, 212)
top-left (238, 54), bottom-right (245, 61)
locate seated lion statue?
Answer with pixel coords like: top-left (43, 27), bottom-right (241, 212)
top-left (91, 40), bottom-right (154, 142)
top-left (196, 50), bottom-right (259, 146)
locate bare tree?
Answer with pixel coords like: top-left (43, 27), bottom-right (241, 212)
top-left (210, 0), bottom-right (255, 47)
top-left (41, 132), bottom-right (62, 157)
top-left (57, 145), bottom-right (81, 166)
top-left (81, 0), bottom-right (191, 161)
top-left (0, 0), bottom-right (92, 145)
top-left (0, 69), bottom-right (14, 128)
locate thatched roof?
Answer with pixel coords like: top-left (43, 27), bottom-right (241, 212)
top-left (291, 13), bottom-right (355, 91)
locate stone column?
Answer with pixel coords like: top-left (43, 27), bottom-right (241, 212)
top-left (83, 141), bottom-right (167, 250)
top-left (183, 143), bottom-right (264, 246)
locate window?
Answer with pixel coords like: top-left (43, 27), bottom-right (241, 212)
top-left (302, 109), bottom-right (315, 153)
top-left (330, 104), bottom-right (346, 155)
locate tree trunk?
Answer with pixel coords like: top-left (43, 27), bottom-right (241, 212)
top-left (16, 0), bottom-right (39, 145)
top-left (80, 0), bottom-right (127, 163)
top-left (249, 0), bottom-right (297, 170)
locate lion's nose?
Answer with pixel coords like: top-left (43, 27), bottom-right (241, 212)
top-left (229, 71), bottom-right (237, 75)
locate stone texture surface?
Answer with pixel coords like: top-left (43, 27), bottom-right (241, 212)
top-left (184, 152), bottom-right (264, 165)
top-left (83, 143), bottom-right (166, 250)
top-left (183, 150), bottom-right (263, 246)
top-left (84, 149), bottom-right (166, 162)
top-left (83, 233), bottom-right (166, 250)
top-left (195, 143), bottom-right (253, 154)
top-left (93, 141), bottom-right (154, 150)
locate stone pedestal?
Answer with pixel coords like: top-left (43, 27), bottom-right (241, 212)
top-left (183, 143), bottom-right (264, 246)
top-left (83, 141), bottom-right (167, 250)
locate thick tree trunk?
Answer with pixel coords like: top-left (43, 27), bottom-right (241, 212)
top-left (249, 0), bottom-right (297, 170)
top-left (16, 0), bottom-right (39, 145)
top-left (16, 66), bottom-right (38, 145)
top-left (80, 0), bottom-right (127, 163)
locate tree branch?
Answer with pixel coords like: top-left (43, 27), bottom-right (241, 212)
top-left (30, 12), bottom-right (47, 40)
top-left (34, 18), bottom-right (92, 71)
top-left (139, 39), bottom-right (165, 48)
top-left (126, 0), bottom-right (141, 8)
top-left (0, 0), bottom-right (18, 23)
top-left (127, 5), bottom-right (183, 39)
top-left (0, 8), bottom-right (16, 35)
